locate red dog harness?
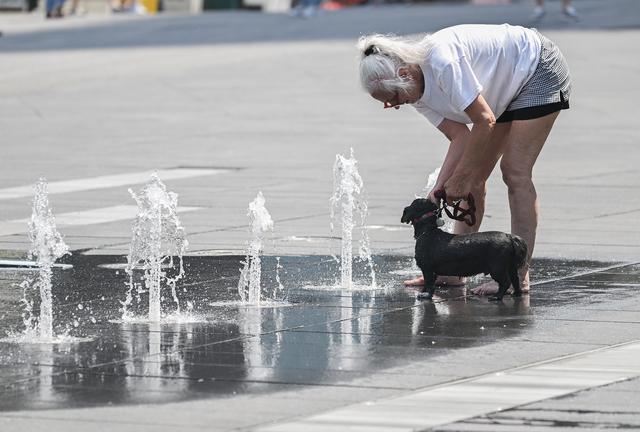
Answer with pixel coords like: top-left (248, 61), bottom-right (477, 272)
top-left (412, 209), bottom-right (439, 225)
top-left (433, 190), bottom-right (477, 227)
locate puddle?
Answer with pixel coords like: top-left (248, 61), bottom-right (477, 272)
top-left (0, 254), bottom-right (629, 411)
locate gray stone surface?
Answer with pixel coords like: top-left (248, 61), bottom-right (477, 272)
top-left (1, 0), bottom-right (640, 431)
top-left (435, 378), bottom-right (640, 431)
top-left (1, 0), bottom-right (640, 262)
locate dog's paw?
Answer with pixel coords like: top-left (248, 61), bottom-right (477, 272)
top-left (488, 295), bottom-right (504, 302)
top-left (416, 292), bottom-right (433, 301)
top-left (512, 291), bottom-right (523, 298)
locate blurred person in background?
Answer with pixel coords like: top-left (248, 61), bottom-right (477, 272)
top-left (357, 24), bottom-right (571, 296)
top-left (67, 0), bottom-right (86, 15)
top-left (533, 0), bottom-right (578, 21)
top-left (291, 0), bottom-right (322, 18)
top-left (111, 0), bottom-right (136, 12)
top-left (46, 0), bottom-right (66, 17)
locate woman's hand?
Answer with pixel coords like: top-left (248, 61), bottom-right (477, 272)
top-left (442, 174), bottom-right (482, 204)
top-left (427, 187), bottom-right (441, 204)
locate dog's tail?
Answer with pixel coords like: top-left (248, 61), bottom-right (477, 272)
top-left (510, 235), bottom-right (528, 268)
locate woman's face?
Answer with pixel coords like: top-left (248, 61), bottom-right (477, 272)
top-left (370, 66), bottom-right (424, 110)
top-left (371, 87), bottom-right (418, 110)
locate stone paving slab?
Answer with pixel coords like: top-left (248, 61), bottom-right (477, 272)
top-left (434, 377), bottom-right (640, 431)
top-left (1, 0), bottom-right (640, 430)
top-left (0, 256), bottom-right (638, 432)
top-left (1, 1), bottom-right (640, 261)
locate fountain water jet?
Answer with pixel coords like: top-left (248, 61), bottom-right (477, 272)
top-left (237, 191), bottom-right (274, 304)
top-left (330, 149), bottom-right (376, 289)
top-left (423, 167), bottom-right (454, 233)
top-left (123, 173), bottom-right (188, 322)
top-left (21, 178), bottom-right (69, 340)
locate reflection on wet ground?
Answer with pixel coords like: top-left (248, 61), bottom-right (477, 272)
top-left (0, 254), bottom-right (637, 411)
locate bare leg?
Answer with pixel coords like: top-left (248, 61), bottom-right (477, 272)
top-left (404, 187), bottom-right (486, 287)
top-left (475, 112), bottom-right (559, 296)
top-left (404, 276), bottom-right (425, 286)
top-left (436, 185), bottom-right (486, 285)
top-left (504, 112), bottom-right (559, 287)
top-left (406, 123), bottom-right (510, 288)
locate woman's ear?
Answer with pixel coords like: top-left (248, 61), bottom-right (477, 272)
top-left (397, 66), bottom-right (411, 78)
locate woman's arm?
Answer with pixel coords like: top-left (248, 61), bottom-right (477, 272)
top-left (428, 119), bottom-right (471, 201)
top-left (442, 94), bottom-right (496, 202)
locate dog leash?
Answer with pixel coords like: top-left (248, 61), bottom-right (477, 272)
top-left (433, 189), bottom-right (477, 227)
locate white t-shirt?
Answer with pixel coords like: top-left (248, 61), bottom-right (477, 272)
top-left (412, 24), bottom-right (541, 127)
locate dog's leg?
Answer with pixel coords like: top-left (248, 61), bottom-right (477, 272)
top-left (488, 271), bottom-right (511, 302)
top-left (509, 263), bottom-right (522, 297)
top-left (416, 269), bottom-right (437, 300)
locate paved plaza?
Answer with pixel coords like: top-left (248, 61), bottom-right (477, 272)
top-left (1, 0), bottom-right (640, 430)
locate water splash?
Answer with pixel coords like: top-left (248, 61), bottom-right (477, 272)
top-left (123, 173), bottom-right (188, 322)
top-left (238, 192), bottom-right (274, 304)
top-left (422, 167), bottom-right (454, 233)
top-left (273, 257), bottom-right (285, 300)
top-left (17, 178), bottom-right (70, 341)
top-left (422, 168), bottom-right (483, 284)
top-left (330, 149), bottom-right (376, 289)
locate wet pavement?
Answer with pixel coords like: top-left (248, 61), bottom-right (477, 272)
top-left (1, 0), bottom-right (640, 429)
top-left (1, 255), bottom-right (638, 416)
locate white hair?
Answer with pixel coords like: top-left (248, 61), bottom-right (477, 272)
top-left (357, 33), bottom-right (433, 96)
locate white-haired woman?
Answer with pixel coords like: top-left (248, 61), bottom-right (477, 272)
top-left (358, 24), bottom-right (571, 295)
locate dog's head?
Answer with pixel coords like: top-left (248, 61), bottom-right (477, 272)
top-left (401, 198), bottom-right (439, 225)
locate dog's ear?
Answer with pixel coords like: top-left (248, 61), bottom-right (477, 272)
top-left (401, 206), bottom-right (412, 224)
top-left (426, 199), bottom-right (439, 212)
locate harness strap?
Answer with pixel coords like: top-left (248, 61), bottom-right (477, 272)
top-left (433, 190), bottom-right (477, 227)
top-left (412, 210), bottom-right (438, 225)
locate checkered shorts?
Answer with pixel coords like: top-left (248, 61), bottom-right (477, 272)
top-left (501, 31), bottom-right (571, 118)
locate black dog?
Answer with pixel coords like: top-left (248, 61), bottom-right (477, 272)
top-left (401, 198), bottom-right (527, 301)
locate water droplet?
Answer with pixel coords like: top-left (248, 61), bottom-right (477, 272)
top-left (77, 304), bottom-right (83, 310)
top-left (73, 320), bottom-right (79, 327)
top-left (90, 317), bottom-right (97, 324)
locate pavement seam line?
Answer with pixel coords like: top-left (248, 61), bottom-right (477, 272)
top-left (429, 375), bottom-right (640, 431)
top-left (254, 339), bottom-right (640, 432)
top-left (530, 260), bottom-right (640, 287)
top-left (250, 261), bottom-right (640, 431)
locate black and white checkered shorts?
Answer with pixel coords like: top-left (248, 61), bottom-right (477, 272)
top-left (497, 31), bottom-right (571, 122)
